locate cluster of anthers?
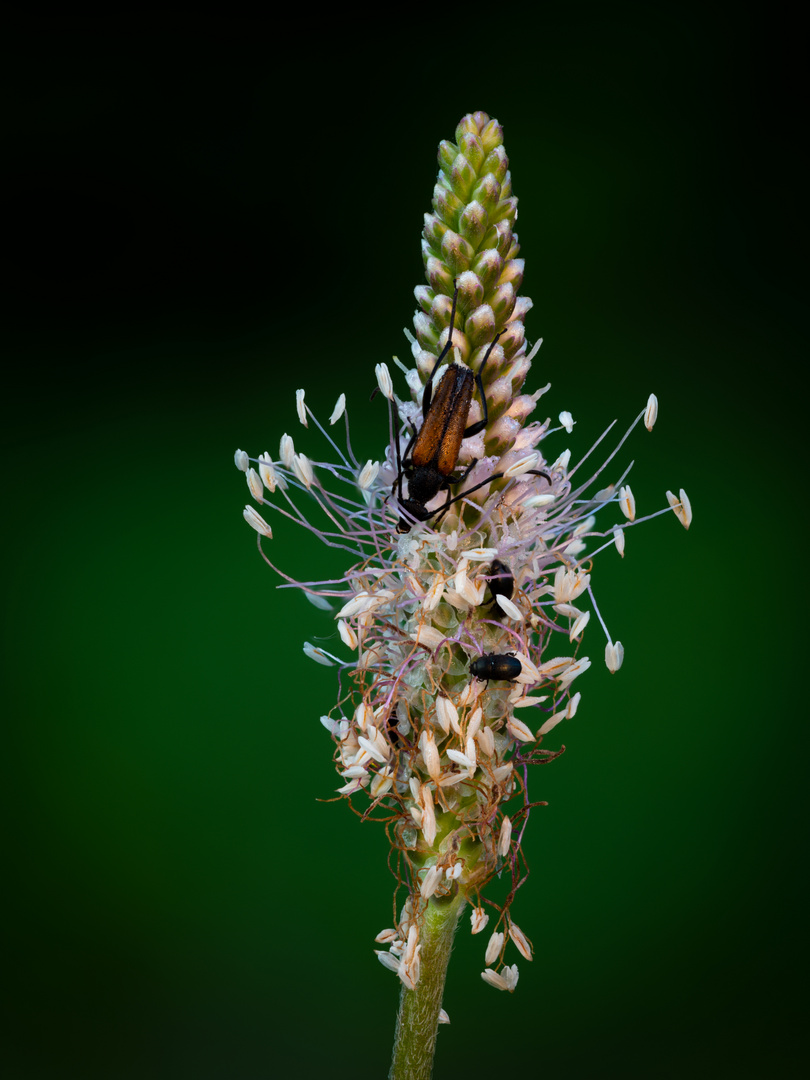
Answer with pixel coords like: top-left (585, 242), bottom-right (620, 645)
top-left (234, 111), bottom-right (691, 998)
top-left (234, 367), bottom-right (690, 997)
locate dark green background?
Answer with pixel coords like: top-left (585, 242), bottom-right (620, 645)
top-left (4, 12), bottom-right (806, 1078)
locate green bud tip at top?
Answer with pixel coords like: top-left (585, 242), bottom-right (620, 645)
top-left (413, 111), bottom-right (532, 428)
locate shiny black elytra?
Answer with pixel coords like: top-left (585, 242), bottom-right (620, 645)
top-left (469, 652), bottom-right (523, 683)
top-left (485, 559), bottom-right (514, 605)
top-left (393, 290), bottom-right (506, 533)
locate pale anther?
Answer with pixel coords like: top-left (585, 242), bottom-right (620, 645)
top-left (644, 393), bottom-right (659, 431)
top-left (559, 410), bottom-right (575, 433)
top-left (329, 393), bottom-right (346, 425)
top-left (295, 388), bottom-right (308, 427)
top-left (243, 506), bottom-right (273, 538)
top-left (619, 485), bottom-right (636, 522)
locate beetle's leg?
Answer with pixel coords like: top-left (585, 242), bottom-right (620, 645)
top-left (431, 468), bottom-right (504, 526)
top-left (421, 287), bottom-right (460, 419)
top-left (462, 329), bottom-right (504, 439)
top-left (389, 402), bottom-right (413, 506)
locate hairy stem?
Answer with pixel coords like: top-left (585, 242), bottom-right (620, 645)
top-left (388, 891), bottom-right (466, 1080)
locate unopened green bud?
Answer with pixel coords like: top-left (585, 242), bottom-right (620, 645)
top-left (499, 319), bottom-right (526, 360)
top-left (414, 311), bottom-right (440, 352)
top-left (483, 221), bottom-right (514, 258)
top-left (414, 285), bottom-right (435, 316)
top-left (448, 154), bottom-right (477, 203)
top-left (455, 114), bottom-right (480, 142)
top-left (498, 258), bottom-right (525, 291)
top-left (425, 255), bottom-right (454, 297)
top-left (464, 304), bottom-right (497, 348)
top-left (438, 138), bottom-right (458, 172)
top-left (459, 200), bottom-right (488, 249)
top-left (478, 116), bottom-right (504, 153)
top-left (440, 229), bottom-right (474, 276)
top-left (456, 269), bottom-right (485, 312)
top-left (423, 213), bottom-right (448, 248)
top-left (481, 144), bottom-right (508, 184)
top-left (489, 282), bottom-right (517, 324)
top-left (491, 196), bottom-right (518, 227)
top-left (433, 182), bottom-right (464, 230)
top-left (471, 173), bottom-right (502, 215)
top-left (457, 131), bottom-right (485, 174)
top-left (472, 248), bottom-right (504, 293)
top-left (429, 291), bottom-right (454, 330)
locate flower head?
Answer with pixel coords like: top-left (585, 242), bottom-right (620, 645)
top-left (234, 111), bottom-right (690, 993)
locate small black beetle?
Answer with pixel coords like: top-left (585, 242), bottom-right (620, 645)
top-left (485, 559), bottom-right (514, 605)
top-left (469, 652), bottom-right (523, 683)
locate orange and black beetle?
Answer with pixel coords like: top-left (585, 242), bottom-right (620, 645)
top-left (393, 291), bottom-right (502, 532)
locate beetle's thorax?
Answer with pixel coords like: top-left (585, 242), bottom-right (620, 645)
top-left (407, 463), bottom-right (444, 505)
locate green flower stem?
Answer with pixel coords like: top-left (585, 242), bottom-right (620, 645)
top-left (389, 890), bottom-right (467, 1080)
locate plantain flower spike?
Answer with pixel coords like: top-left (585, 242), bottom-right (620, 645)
top-left (233, 111), bottom-right (690, 1032)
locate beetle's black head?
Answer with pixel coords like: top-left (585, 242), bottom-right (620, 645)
top-left (396, 499), bottom-right (432, 534)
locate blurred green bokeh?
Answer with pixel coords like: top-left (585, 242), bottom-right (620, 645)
top-left (3, 14), bottom-right (805, 1079)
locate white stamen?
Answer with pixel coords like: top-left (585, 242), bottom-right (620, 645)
top-left (537, 709), bottom-right (566, 737)
top-left (295, 389), bottom-right (308, 427)
top-left (420, 864), bottom-right (443, 898)
top-left (438, 1009), bottom-right (450, 1024)
top-left (476, 725), bottom-right (495, 756)
top-left (319, 715), bottom-right (338, 735)
top-left (370, 769), bottom-right (394, 798)
top-left (435, 696), bottom-right (459, 735)
top-left (329, 393), bottom-right (346, 425)
top-left (666, 488), bottom-right (692, 529)
top-left (506, 717), bottom-right (536, 743)
top-left (481, 968), bottom-right (509, 991)
top-left (503, 452), bottom-right (540, 478)
top-left (471, 907), bottom-right (489, 935)
top-left (375, 362), bottom-right (394, 400)
top-left (258, 452), bottom-right (279, 492)
top-left (498, 816), bottom-right (512, 857)
top-left (410, 625), bottom-right (446, 651)
top-left (613, 527), bottom-right (626, 557)
top-left (420, 784), bottom-right (437, 846)
top-left (423, 580), bottom-right (446, 612)
top-left (358, 460), bottom-right (380, 490)
top-left (243, 506), bottom-right (273, 537)
top-left (644, 393), bottom-right (659, 431)
top-left (293, 453), bottom-right (314, 489)
top-left (305, 592), bottom-right (332, 611)
top-left (246, 468), bottom-right (264, 503)
top-left (376, 949), bottom-right (401, 973)
top-left (509, 923), bottom-right (533, 961)
top-left (485, 931), bottom-right (504, 965)
top-left (569, 610), bottom-right (591, 641)
top-left (420, 729), bottom-right (442, 782)
top-left (446, 748), bottom-right (475, 771)
top-left (358, 735), bottom-right (389, 764)
top-left (302, 642), bottom-right (335, 667)
top-left (496, 594), bottom-right (524, 621)
top-left (338, 620), bottom-right (358, 650)
top-left (619, 485), bottom-right (636, 521)
top-left (605, 640), bottom-right (624, 673)
top-left (558, 657), bottom-right (591, 689)
top-left (463, 547), bottom-right (498, 561)
top-left (234, 449), bottom-right (249, 472)
top-left (522, 492), bottom-right (556, 508)
top-left (559, 410), bottom-right (575, 433)
top-left (279, 433), bottom-right (295, 469)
